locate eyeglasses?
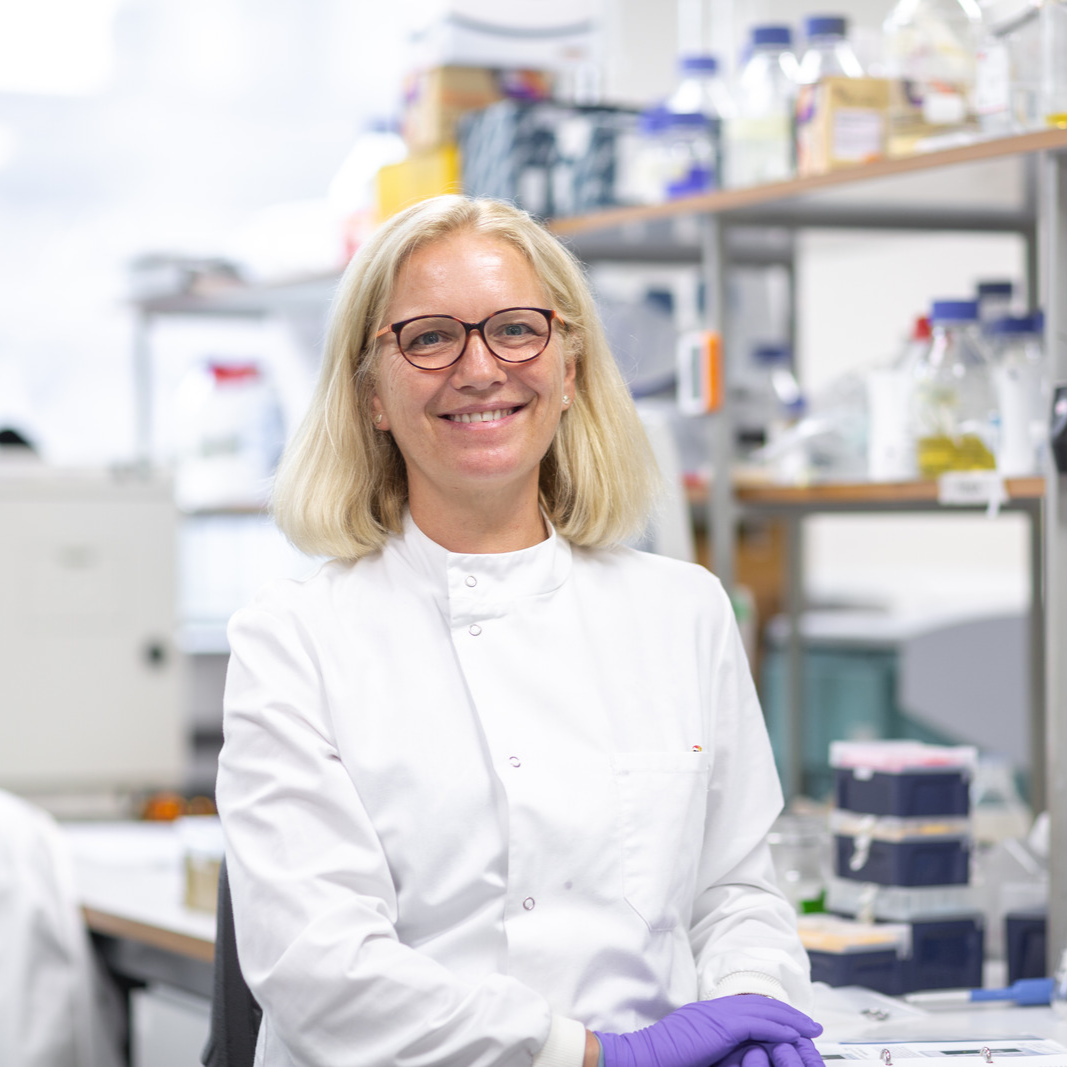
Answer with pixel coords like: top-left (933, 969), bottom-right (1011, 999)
top-left (376, 307), bottom-right (562, 370)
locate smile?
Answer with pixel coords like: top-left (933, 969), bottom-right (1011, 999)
top-left (444, 407), bottom-right (520, 424)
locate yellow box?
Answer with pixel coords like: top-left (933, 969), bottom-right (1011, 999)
top-left (796, 77), bottom-right (890, 177)
top-left (375, 143), bottom-right (463, 221)
top-left (403, 66), bottom-right (503, 152)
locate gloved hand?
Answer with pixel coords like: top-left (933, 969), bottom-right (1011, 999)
top-left (594, 994), bottom-right (823, 1067)
top-left (715, 1036), bottom-right (826, 1067)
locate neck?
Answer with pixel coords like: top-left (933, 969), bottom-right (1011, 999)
top-left (408, 479), bottom-right (547, 554)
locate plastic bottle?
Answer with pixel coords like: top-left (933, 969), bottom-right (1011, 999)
top-left (1043, 0), bottom-right (1067, 127)
top-left (866, 316), bottom-right (930, 482)
top-left (976, 279), bottom-right (1014, 329)
top-left (883, 0), bottom-right (984, 151)
top-left (796, 16), bottom-right (864, 84)
top-left (725, 25), bottom-right (801, 187)
top-left (911, 300), bottom-right (999, 478)
top-left (989, 312), bottom-right (1047, 476)
top-left (172, 360), bottom-right (285, 512)
top-left (976, 2), bottom-right (1044, 135)
top-left (662, 55), bottom-right (732, 195)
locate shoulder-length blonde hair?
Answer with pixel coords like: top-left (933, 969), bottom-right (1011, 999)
top-left (273, 195), bottom-right (659, 559)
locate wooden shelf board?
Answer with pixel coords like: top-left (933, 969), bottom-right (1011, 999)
top-left (549, 128), bottom-right (1067, 237)
top-left (733, 475), bottom-right (1044, 507)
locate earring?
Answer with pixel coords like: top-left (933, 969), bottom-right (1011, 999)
top-left (374, 412), bottom-right (383, 426)
top-left (562, 394), bottom-right (570, 406)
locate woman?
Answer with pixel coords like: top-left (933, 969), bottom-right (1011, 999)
top-left (216, 195), bottom-right (822, 1067)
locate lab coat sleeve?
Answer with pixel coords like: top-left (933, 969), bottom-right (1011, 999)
top-left (687, 579), bottom-right (814, 1013)
top-left (216, 594), bottom-right (577, 1067)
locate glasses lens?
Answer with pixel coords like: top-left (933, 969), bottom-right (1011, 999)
top-left (397, 317), bottom-right (466, 367)
top-left (484, 309), bottom-right (551, 361)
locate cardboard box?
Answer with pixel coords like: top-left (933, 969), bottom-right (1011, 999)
top-left (886, 77), bottom-right (978, 158)
top-left (796, 77), bottom-right (890, 177)
top-left (376, 143), bottom-right (462, 220)
top-left (403, 66), bottom-right (503, 152)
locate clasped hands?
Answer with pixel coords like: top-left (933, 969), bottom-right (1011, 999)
top-left (594, 993), bottom-right (824, 1067)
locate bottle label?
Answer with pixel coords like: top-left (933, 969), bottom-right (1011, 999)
top-left (833, 107), bottom-right (885, 162)
top-left (975, 42), bottom-right (1011, 117)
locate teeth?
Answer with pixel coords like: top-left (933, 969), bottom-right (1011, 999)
top-left (447, 408), bottom-right (514, 423)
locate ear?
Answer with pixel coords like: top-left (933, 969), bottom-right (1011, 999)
top-left (370, 392), bottom-right (390, 431)
top-left (562, 357), bottom-right (577, 406)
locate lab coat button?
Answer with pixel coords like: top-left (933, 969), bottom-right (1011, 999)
top-left (469, 624), bottom-right (482, 636)
top-left (522, 897), bottom-right (535, 911)
top-left (465, 575), bottom-right (477, 587)
top-left (508, 756), bottom-right (521, 768)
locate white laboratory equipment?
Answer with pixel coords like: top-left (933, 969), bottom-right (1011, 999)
top-left (725, 25), bottom-right (800, 188)
top-left (883, 0), bottom-right (984, 149)
top-left (0, 467), bottom-right (183, 806)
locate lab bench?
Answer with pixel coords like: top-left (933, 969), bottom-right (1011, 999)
top-left (66, 821), bottom-right (216, 1066)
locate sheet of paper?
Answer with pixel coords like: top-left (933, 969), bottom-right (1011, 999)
top-left (816, 1038), bottom-right (1067, 1064)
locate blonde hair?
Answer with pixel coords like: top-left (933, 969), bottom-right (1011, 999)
top-left (273, 195), bottom-right (660, 559)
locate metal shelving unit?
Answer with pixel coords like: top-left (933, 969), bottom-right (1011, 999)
top-left (549, 128), bottom-right (1067, 960)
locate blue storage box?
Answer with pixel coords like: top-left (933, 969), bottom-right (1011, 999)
top-left (799, 915), bottom-right (909, 996)
top-left (834, 834), bottom-right (970, 886)
top-left (803, 914), bottom-right (983, 995)
top-left (904, 916), bottom-right (984, 991)
top-left (834, 768), bottom-right (970, 817)
top-left (831, 811), bottom-right (971, 887)
top-left (808, 948), bottom-right (903, 995)
top-left (830, 742), bottom-right (976, 817)
top-left (1006, 909), bottom-right (1046, 984)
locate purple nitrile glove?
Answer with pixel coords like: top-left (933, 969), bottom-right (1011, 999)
top-left (594, 995), bottom-right (823, 1067)
top-left (716, 1038), bottom-right (826, 1067)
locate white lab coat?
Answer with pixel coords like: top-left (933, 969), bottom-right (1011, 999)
top-left (217, 515), bottom-right (812, 1067)
top-left (0, 790), bottom-right (123, 1067)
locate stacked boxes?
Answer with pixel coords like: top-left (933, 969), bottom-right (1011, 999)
top-left (802, 741), bottom-right (984, 994)
top-left (459, 100), bottom-right (644, 219)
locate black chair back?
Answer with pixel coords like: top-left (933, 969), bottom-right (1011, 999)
top-left (201, 857), bottom-right (262, 1067)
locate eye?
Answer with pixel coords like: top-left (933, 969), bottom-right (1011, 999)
top-left (499, 322), bottom-right (534, 337)
top-left (398, 317), bottom-right (462, 353)
top-left (410, 329), bottom-right (446, 348)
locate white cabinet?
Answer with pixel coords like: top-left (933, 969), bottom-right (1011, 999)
top-left (0, 467), bottom-right (184, 799)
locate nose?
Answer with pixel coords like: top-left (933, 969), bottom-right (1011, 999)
top-left (449, 327), bottom-right (507, 389)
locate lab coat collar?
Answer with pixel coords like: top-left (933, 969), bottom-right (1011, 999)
top-left (395, 510), bottom-right (572, 602)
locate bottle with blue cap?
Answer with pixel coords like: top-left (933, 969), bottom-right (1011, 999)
top-left (796, 15), bottom-right (864, 85)
top-left (975, 279), bottom-right (1014, 329)
top-left (988, 312), bottom-right (1047, 476)
top-left (725, 25), bottom-right (801, 187)
top-left (660, 54), bottom-right (733, 197)
top-left (911, 299), bottom-right (999, 478)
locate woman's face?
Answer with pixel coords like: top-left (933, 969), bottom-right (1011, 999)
top-left (371, 231), bottom-right (576, 515)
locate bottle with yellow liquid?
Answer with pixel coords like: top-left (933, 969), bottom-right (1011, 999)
top-left (912, 300), bottom-right (999, 479)
top-left (1044, 0), bottom-right (1067, 128)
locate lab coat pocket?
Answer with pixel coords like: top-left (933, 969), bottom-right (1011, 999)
top-left (612, 750), bottom-right (709, 932)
